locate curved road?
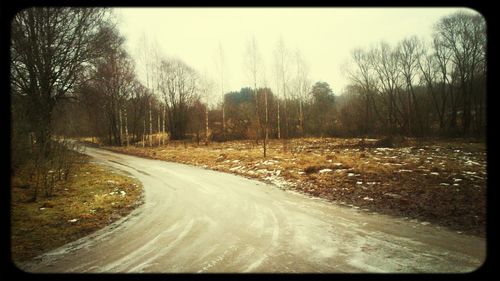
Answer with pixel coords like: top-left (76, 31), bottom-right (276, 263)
top-left (21, 146), bottom-right (485, 273)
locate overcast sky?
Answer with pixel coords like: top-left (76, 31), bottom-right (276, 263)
top-left (114, 7), bottom-right (473, 100)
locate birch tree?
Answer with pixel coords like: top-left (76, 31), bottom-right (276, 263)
top-left (274, 38), bottom-right (290, 149)
top-left (293, 50), bottom-right (311, 137)
top-left (245, 37), bottom-right (262, 144)
top-left (199, 70), bottom-right (215, 145)
top-left (215, 43), bottom-right (226, 141)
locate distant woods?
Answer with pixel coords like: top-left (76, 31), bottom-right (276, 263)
top-left (11, 8), bottom-right (486, 182)
top-left (343, 11), bottom-right (486, 137)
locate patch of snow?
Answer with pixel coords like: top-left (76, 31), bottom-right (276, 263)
top-left (384, 193), bottom-right (402, 199)
top-left (319, 169), bottom-right (333, 173)
top-left (356, 181), bottom-right (363, 185)
top-left (39, 208), bottom-right (46, 211)
top-left (363, 197), bottom-right (374, 201)
top-left (347, 173), bottom-right (355, 177)
top-left (430, 172), bottom-right (439, 176)
top-left (68, 219), bottom-right (78, 223)
top-left (439, 183), bottom-right (450, 186)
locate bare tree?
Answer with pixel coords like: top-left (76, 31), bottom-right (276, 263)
top-left (273, 63), bottom-right (281, 140)
top-left (435, 11), bottom-right (486, 135)
top-left (292, 50), bottom-right (311, 137)
top-left (274, 38), bottom-right (291, 149)
top-left (215, 43), bottom-right (226, 141)
top-left (348, 48), bottom-right (382, 135)
top-left (369, 42), bottom-right (403, 134)
top-left (418, 39), bottom-right (450, 133)
top-left (86, 23), bottom-right (135, 146)
top-left (11, 8), bottom-right (108, 152)
top-left (199, 70), bottom-right (215, 145)
top-left (397, 36), bottom-right (424, 135)
top-left (245, 37), bottom-right (263, 145)
top-left (158, 58), bottom-right (198, 140)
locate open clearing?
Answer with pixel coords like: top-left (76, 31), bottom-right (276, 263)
top-left (106, 137), bottom-right (486, 237)
top-left (20, 145), bottom-right (486, 273)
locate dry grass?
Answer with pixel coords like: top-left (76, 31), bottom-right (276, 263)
top-left (11, 153), bottom-right (144, 263)
top-left (105, 137), bottom-right (486, 237)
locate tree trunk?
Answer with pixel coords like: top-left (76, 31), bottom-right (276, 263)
top-left (222, 103), bottom-right (225, 141)
top-left (277, 100), bottom-right (281, 139)
top-left (264, 88), bottom-right (269, 158)
top-left (299, 99), bottom-right (304, 137)
top-left (205, 105), bottom-right (209, 146)
top-left (149, 100), bottom-right (153, 147)
top-left (254, 87), bottom-right (260, 145)
top-left (162, 104), bottom-right (166, 145)
top-left (142, 117), bottom-right (146, 147)
top-left (157, 106), bottom-right (161, 146)
top-left (119, 107), bottom-right (123, 146)
top-left (124, 108), bottom-right (129, 146)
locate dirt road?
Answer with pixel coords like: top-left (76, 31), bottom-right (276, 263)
top-left (20, 146), bottom-right (486, 273)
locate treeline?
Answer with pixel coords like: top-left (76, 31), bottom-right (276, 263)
top-left (339, 11), bottom-right (486, 138)
top-left (11, 8), bottom-right (487, 194)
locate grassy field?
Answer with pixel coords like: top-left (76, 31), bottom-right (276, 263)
top-left (10, 153), bottom-right (144, 264)
top-left (104, 137), bottom-right (486, 237)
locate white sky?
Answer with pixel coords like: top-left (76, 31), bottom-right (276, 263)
top-left (114, 7), bottom-right (473, 100)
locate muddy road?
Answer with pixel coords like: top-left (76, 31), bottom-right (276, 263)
top-left (20, 146), bottom-right (486, 273)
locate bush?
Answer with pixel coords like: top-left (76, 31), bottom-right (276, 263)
top-left (21, 138), bottom-right (85, 201)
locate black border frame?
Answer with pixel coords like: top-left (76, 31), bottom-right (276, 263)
top-left (1, 1), bottom-right (496, 280)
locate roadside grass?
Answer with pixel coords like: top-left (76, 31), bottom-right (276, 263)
top-left (100, 137), bottom-right (485, 237)
top-left (11, 153), bottom-right (144, 264)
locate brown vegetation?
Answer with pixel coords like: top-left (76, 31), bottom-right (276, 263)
top-left (104, 137), bottom-right (486, 237)
top-left (11, 153), bottom-right (144, 263)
